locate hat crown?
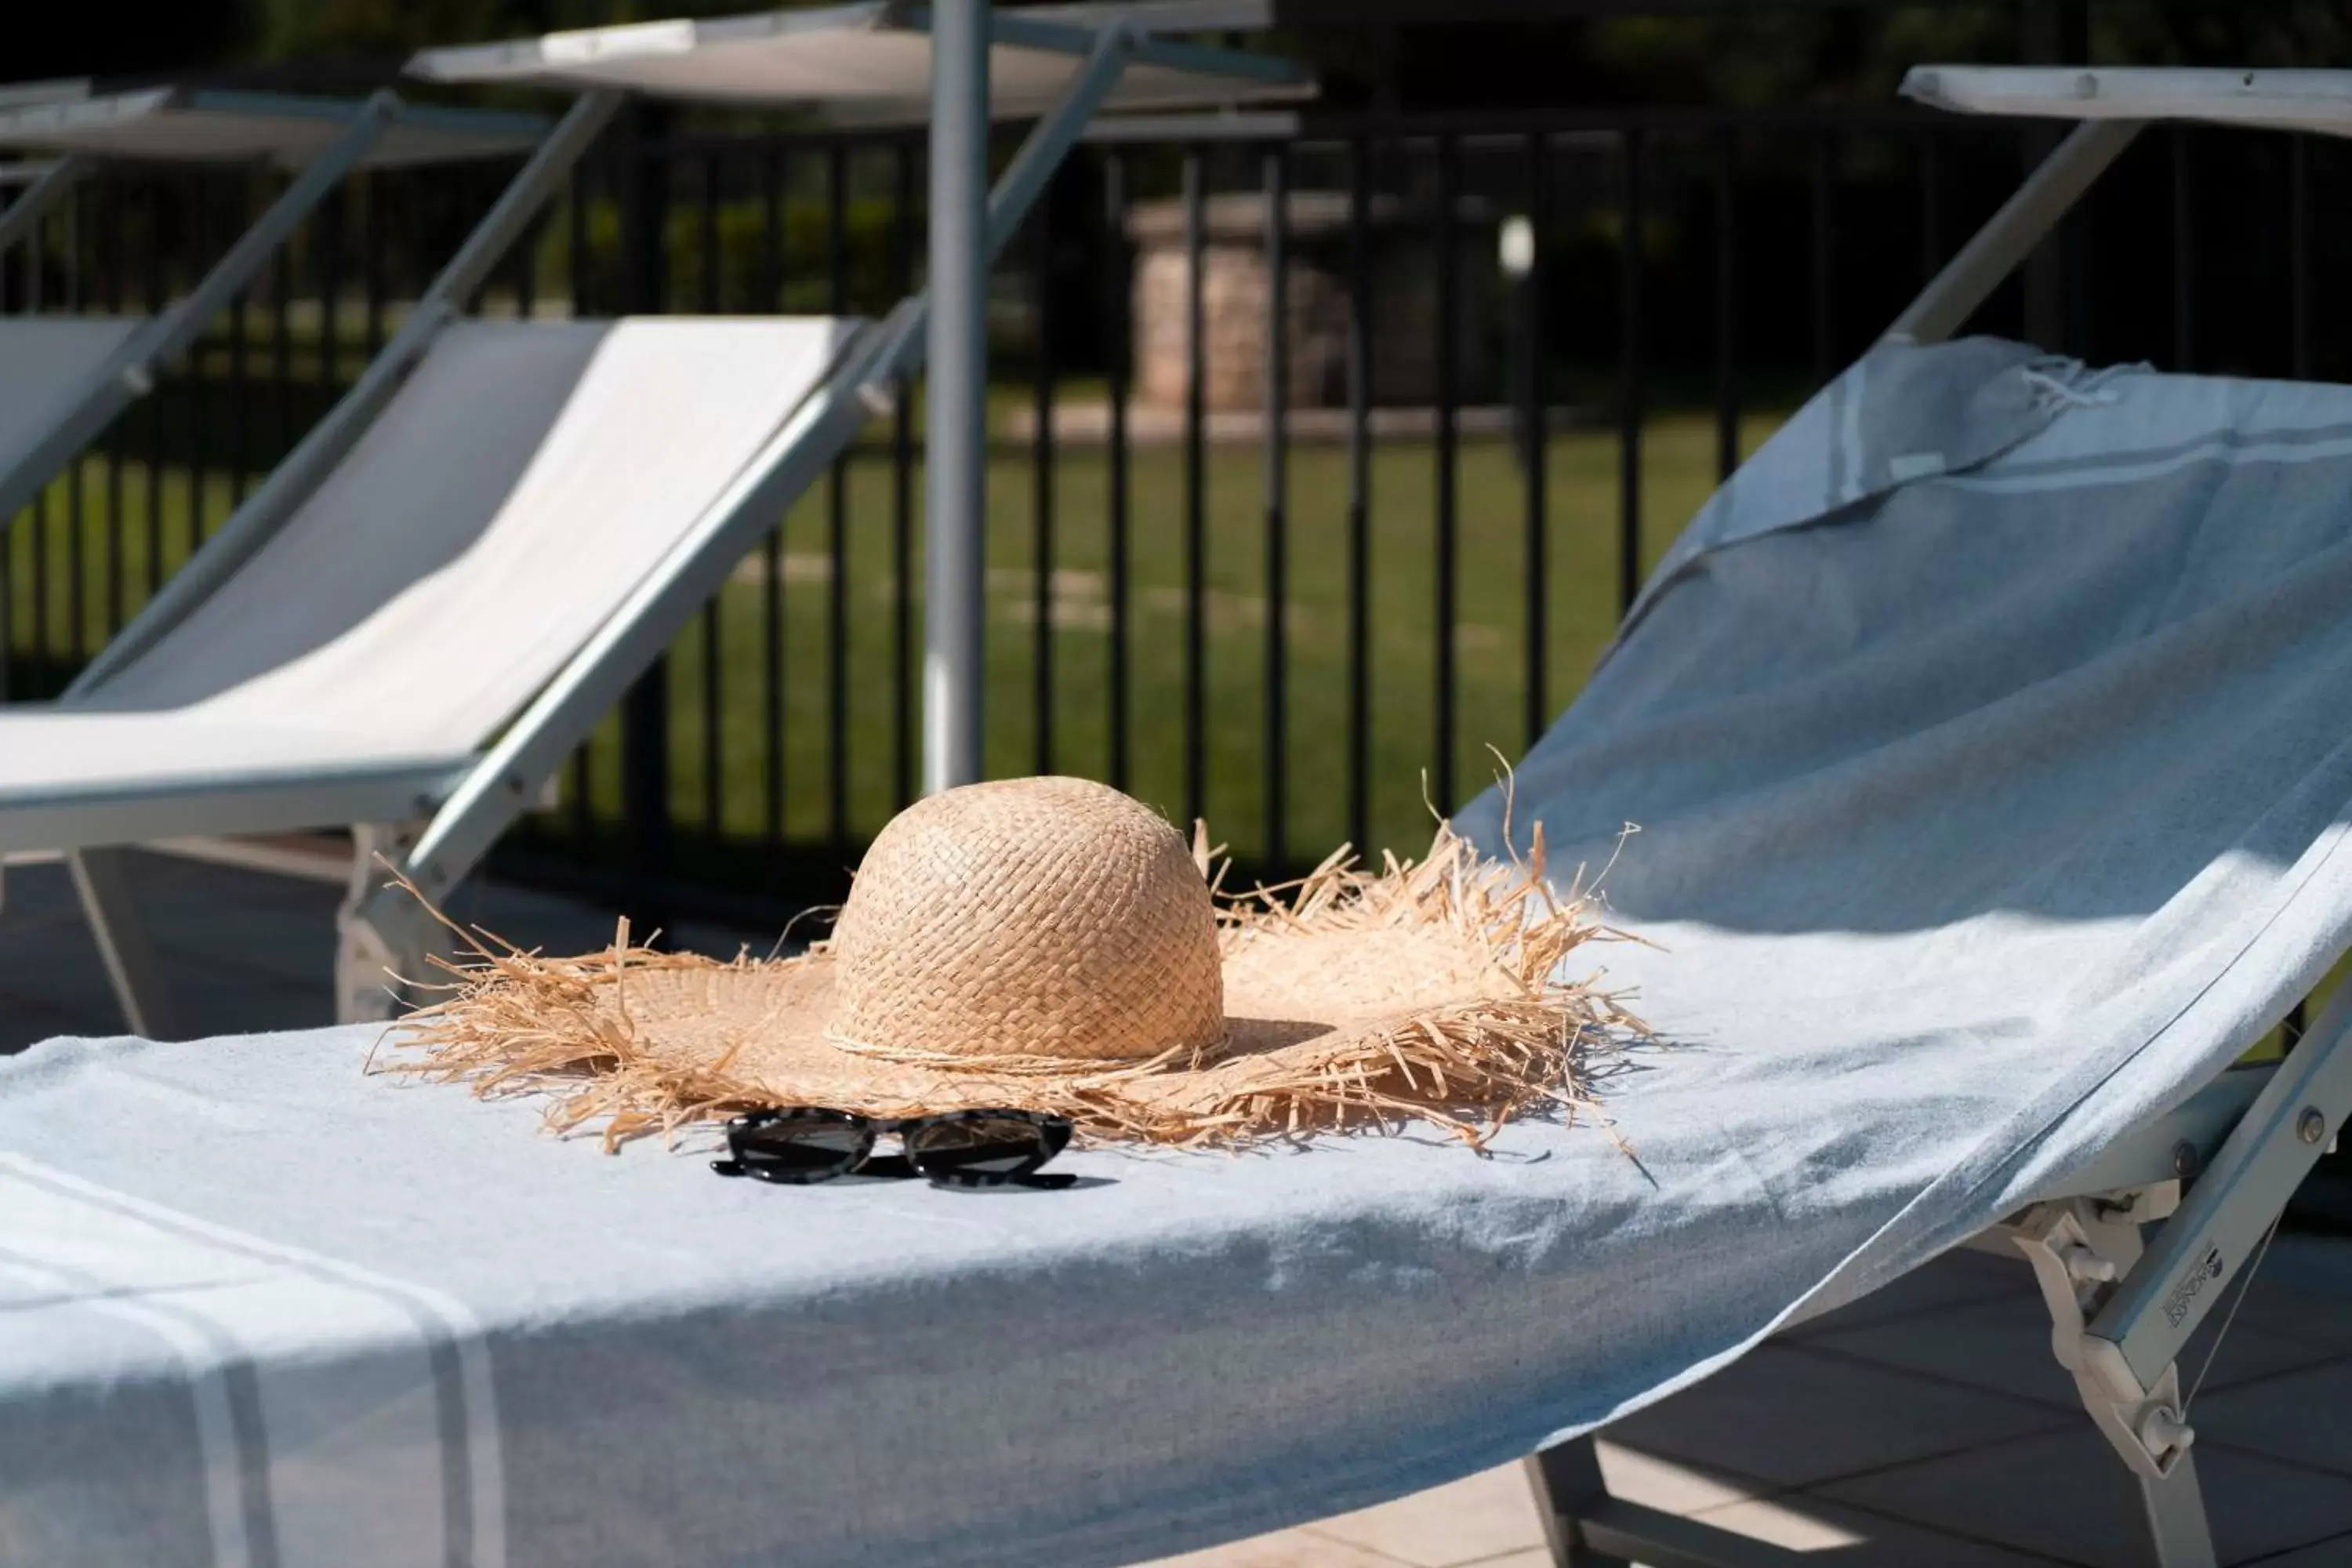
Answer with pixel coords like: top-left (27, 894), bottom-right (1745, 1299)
top-left (826, 777), bottom-right (1225, 1063)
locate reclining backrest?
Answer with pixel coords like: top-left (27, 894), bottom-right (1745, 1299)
top-left (76, 314), bottom-right (856, 753)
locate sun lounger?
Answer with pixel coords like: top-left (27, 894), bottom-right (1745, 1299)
top-left (7, 57), bottom-right (2350, 1568)
top-left (1486, 64), bottom-right (2352, 1568)
top-left (0, 8), bottom-right (1303, 1040)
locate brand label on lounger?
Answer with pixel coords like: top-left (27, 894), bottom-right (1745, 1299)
top-left (2161, 1246), bottom-right (2227, 1327)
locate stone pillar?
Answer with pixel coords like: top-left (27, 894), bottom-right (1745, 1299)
top-left (1127, 191), bottom-right (1497, 411)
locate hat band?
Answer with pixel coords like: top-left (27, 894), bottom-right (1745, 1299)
top-left (819, 1028), bottom-right (1224, 1081)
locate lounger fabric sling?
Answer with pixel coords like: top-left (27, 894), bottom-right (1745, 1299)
top-left (4, 336), bottom-right (2349, 1567)
top-left (0, 318), bottom-right (143, 469)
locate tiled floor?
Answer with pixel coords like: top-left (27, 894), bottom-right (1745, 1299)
top-left (9, 845), bottom-right (2352, 1566)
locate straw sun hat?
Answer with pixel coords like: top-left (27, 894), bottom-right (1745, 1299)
top-left (387, 776), bottom-right (1632, 1150)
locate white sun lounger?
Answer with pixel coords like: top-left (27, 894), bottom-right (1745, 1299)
top-left (0, 7), bottom-right (1305, 1040)
top-left (0, 85), bottom-right (546, 534)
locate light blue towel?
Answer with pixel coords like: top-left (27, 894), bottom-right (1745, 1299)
top-left (5, 339), bottom-right (2350, 1568)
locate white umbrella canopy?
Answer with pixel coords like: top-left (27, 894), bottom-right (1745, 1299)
top-left (0, 85), bottom-right (546, 169)
top-left (408, 2), bottom-right (1309, 125)
top-left (1904, 64), bottom-right (2352, 139)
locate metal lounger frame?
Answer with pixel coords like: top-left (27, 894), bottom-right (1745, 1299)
top-left (1522, 111), bottom-right (2345, 1568)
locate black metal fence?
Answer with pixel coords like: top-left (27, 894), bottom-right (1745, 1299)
top-left (3, 101), bottom-right (2347, 927)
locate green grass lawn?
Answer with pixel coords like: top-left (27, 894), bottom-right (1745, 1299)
top-left (5, 410), bottom-right (1773, 873)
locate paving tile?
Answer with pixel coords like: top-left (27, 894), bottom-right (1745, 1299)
top-left (1308, 1460), bottom-right (1546, 1565)
top-left (2248, 1529), bottom-right (2352, 1565)
top-left (1308, 1448), bottom-right (1761, 1566)
top-left (1140, 1526), bottom-right (1412, 1567)
top-left (1784, 1247), bottom-right (2037, 1341)
top-left (1602, 1342), bottom-right (2067, 1489)
top-left (1809, 1288), bottom-right (2343, 1410)
top-left (2219, 1282), bottom-right (2352, 1357)
top-left (1695, 1494), bottom-right (2066, 1565)
top-left (1593, 1439), bottom-right (1762, 1515)
top-left (1818, 1424), bottom-right (2352, 1567)
top-left (2194, 1359), bottom-right (2352, 1477)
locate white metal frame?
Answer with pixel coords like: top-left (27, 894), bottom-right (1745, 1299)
top-left (20, 9), bottom-right (1302, 1028)
top-left (1523, 67), bottom-right (2352, 1568)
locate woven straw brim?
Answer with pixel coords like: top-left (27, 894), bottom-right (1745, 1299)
top-left (381, 824), bottom-right (1636, 1150)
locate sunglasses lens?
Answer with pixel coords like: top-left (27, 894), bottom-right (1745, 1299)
top-left (907, 1116), bottom-right (1056, 1182)
top-left (730, 1114), bottom-right (867, 1179)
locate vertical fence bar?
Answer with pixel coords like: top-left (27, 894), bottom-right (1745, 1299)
top-left (1523, 132), bottom-right (1550, 748)
top-left (1617, 129), bottom-right (1646, 618)
top-left (143, 173), bottom-right (165, 599)
top-left (103, 178), bottom-right (124, 637)
top-left (567, 158), bottom-right (595, 853)
top-left (761, 147), bottom-right (786, 855)
top-left (700, 153), bottom-right (724, 844)
top-left (1345, 137), bottom-right (1372, 855)
top-left (62, 185), bottom-right (85, 670)
top-left (319, 178), bottom-right (344, 425)
top-left (1809, 129), bottom-right (1834, 386)
top-left (1917, 130), bottom-right (1943, 285)
top-left (1711, 127), bottom-right (1737, 486)
top-left (20, 184), bottom-right (42, 688)
top-left (365, 170), bottom-right (388, 358)
top-left (1432, 134), bottom-right (1459, 811)
top-left (228, 172), bottom-right (251, 510)
top-left (2171, 127), bottom-right (2193, 370)
top-left (619, 107), bottom-right (673, 924)
top-left (31, 187), bottom-right (52, 683)
top-left (64, 180), bottom-right (81, 309)
top-left (514, 194), bottom-right (539, 320)
top-left (826, 140), bottom-right (851, 846)
top-left (183, 169), bottom-right (205, 556)
top-left (1031, 172), bottom-right (1057, 777)
top-left (1181, 147), bottom-right (1207, 828)
top-left (1261, 143), bottom-right (1289, 871)
top-left (271, 176), bottom-right (292, 478)
top-left (2288, 136), bottom-right (2311, 380)
top-left (891, 139), bottom-right (918, 811)
top-left (1104, 150), bottom-right (1134, 793)
top-left (699, 151), bottom-right (722, 308)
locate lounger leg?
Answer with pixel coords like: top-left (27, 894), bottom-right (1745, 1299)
top-left (1525, 1437), bottom-right (1634, 1568)
top-left (2138, 1448), bottom-right (2219, 1568)
top-left (67, 848), bottom-right (180, 1040)
top-left (335, 823), bottom-right (450, 1024)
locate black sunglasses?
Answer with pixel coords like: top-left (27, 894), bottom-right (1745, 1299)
top-left (711, 1107), bottom-right (1076, 1190)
